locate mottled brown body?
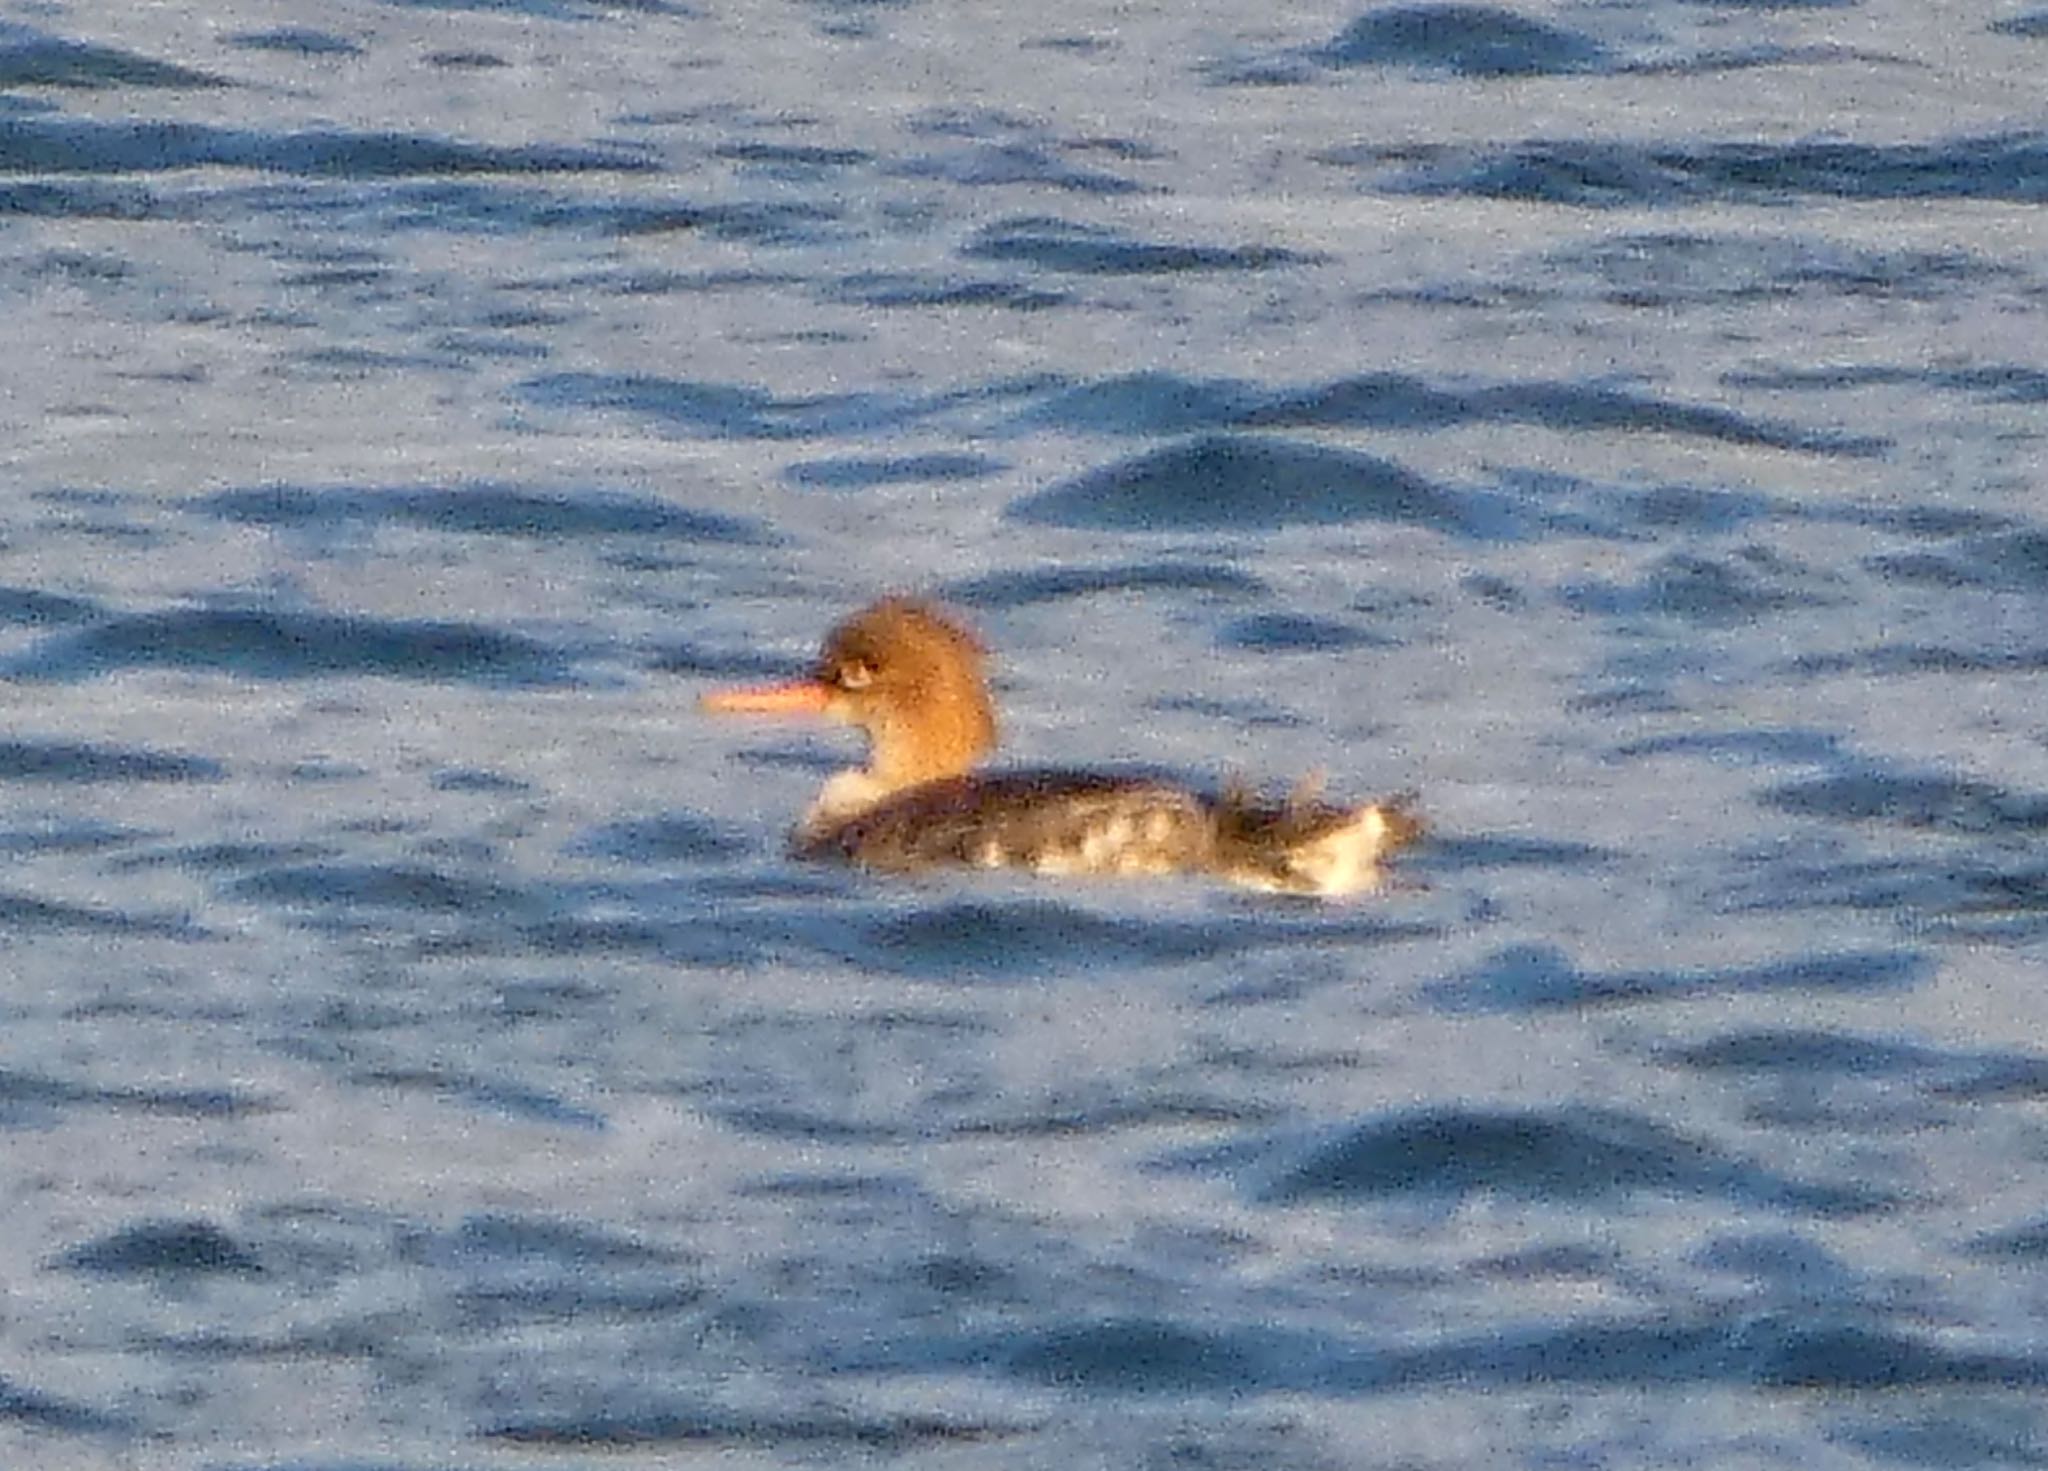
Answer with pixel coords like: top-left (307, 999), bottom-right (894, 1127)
top-left (798, 769), bottom-right (1424, 894)
top-left (795, 770), bottom-right (1214, 875)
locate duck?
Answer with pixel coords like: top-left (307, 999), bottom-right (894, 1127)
top-left (700, 597), bottom-right (1420, 896)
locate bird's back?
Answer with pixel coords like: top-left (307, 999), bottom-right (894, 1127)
top-left (796, 769), bottom-right (1215, 877)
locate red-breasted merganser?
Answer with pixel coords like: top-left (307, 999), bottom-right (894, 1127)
top-left (700, 598), bottom-right (1421, 896)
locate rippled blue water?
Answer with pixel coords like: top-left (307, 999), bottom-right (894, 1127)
top-left (6, 1), bottom-right (2048, 1465)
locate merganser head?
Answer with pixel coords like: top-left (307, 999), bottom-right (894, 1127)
top-left (701, 598), bottom-right (998, 813)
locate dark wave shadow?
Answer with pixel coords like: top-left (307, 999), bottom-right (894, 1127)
top-left (227, 862), bottom-right (529, 916)
top-left (1868, 529), bottom-right (2048, 591)
top-left (1613, 727), bottom-right (1841, 765)
top-left (1660, 1028), bottom-right (2048, 1104)
top-left (891, 142), bottom-right (1148, 196)
top-left (1992, 10), bottom-right (2048, 36)
top-left (1726, 845), bottom-right (2048, 945)
top-left (951, 1091), bottom-right (1283, 1141)
top-left (962, 217), bottom-right (1323, 275)
top-left (781, 453), bottom-right (1004, 490)
top-left (1314, 4), bottom-right (1610, 76)
top-left (1557, 232), bottom-right (2001, 307)
top-left (1796, 644), bottom-right (2048, 678)
top-left (199, 482), bottom-right (769, 544)
top-left (1012, 370), bottom-right (1886, 457)
top-left (1682, 0), bottom-right (1856, 9)
top-left (1339, 133), bottom-right (2048, 207)
top-left (525, 195), bottom-right (842, 246)
top-left (986, 1304), bottom-right (2039, 1395)
top-left (0, 115), bottom-right (656, 177)
top-left (8, 607), bottom-right (575, 685)
top-left (0, 25), bottom-right (229, 88)
top-left (715, 139), bottom-right (871, 174)
top-left (1218, 613), bottom-right (1397, 654)
top-left (1365, 1310), bottom-right (2045, 1391)
top-left (0, 584), bottom-right (99, 626)
top-left (1430, 943), bottom-right (1927, 1013)
top-left (1013, 372), bottom-right (1266, 434)
top-left (1764, 767), bottom-right (2048, 836)
top-left (828, 271), bottom-right (1068, 311)
top-left (0, 888), bottom-right (206, 938)
top-left (0, 1066), bottom-right (263, 1127)
top-left (520, 373), bottom-right (930, 439)
top-left (58, 1219), bottom-right (263, 1277)
top-left (1007, 435), bottom-right (1518, 538)
top-left (106, 840), bottom-right (339, 875)
top-left (1236, 1104), bottom-right (1895, 1215)
top-left (848, 900), bottom-right (1260, 980)
top-left (226, 27), bottom-right (363, 56)
top-left (1214, 5), bottom-right (1890, 85)
top-left (340, 1065), bottom-right (606, 1130)
top-left (0, 820), bottom-right (146, 859)
top-left (1970, 1217), bottom-right (2048, 1262)
top-left (0, 1373), bottom-right (126, 1433)
top-left (0, 739), bottom-right (222, 783)
top-left (432, 768), bottom-right (529, 795)
top-left (1003, 1318), bottom-right (1277, 1392)
top-left (486, 1405), bottom-right (1020, 1452)
top-left (1729, 362), bottom-right (2048, 402)
top-left (0, 179), bottom-right (162, 220)
top-left (759, 894), bottom-right (1430, 983)
top-left (1562, 546), bottom-right (1841, 625)
top-left (385, 0), bottom-right (691, 15)
top-left (1243, 375), bottom-right (1885, 455)
top-left (1616, 42), bottom-right (1908, 78)
top-left (399, 1212), bottom-right (697, 1331)
top-left (944, 561), bottom-right (1269, 609)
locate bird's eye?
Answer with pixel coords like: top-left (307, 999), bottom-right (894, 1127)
top-left (838, 662), bottom-right (874, 690)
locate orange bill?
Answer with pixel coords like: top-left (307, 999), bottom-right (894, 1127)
top-left (699, 678), bottom-right (833, 716)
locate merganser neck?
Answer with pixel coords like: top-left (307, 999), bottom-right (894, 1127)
top-left (827, 597), bottom-right (995, 796)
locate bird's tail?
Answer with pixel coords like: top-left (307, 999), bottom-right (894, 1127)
top-left (1210, 776), bottom-right (1423, 897)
